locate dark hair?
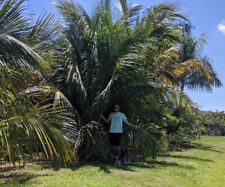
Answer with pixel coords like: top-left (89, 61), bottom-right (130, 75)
top-left (113, 103), bottom-right (120, 108)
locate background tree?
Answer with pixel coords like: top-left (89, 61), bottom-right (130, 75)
top-left (178, 23), bottom-right (222, 91)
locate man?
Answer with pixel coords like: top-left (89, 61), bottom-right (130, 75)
top-left (100, 104), bottom-right (136, 164)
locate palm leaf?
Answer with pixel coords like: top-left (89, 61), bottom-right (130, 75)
top-left (27, 12), bottom-right (61, 46)
top-left (0, 35), bottom-right (47, 70)
top-left (170, 59), bottom-right (212, 80)
top-left (0, 0), bottom-right (29, 37)
top-left (0, 102), bottom-right (75, 164)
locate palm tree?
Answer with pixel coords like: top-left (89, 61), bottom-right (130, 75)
top-left (177, 23), bottom-right (222, 91)
top-left (0, 0), bottom-right (75, 165)
top-left (45, 0), bottom-right (222, 159)
top-left (43, 0), bottom-right (200, 159)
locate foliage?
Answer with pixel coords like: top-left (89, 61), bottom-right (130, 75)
top-left (39, 0), bottom-right (221, 160)
top-left (198, 111), bottom-right (225, 136)
top-left (0, 0), bottom-right (75, 165)
top-left (178, 23), bottom-right (222, 91)
top-left (0, 0), bottom-right (222, 164)
top-left (47, 0), bottom-right (193, 159)
top-left (165, 108), bottom-right (201, 150)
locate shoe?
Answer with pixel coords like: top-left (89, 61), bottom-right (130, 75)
top-left (115, 158), bottom-right (121, 165)
top-left (124, 159), bottom-right (131, 164)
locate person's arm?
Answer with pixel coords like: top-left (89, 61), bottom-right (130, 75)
top-left (124, 120), bottom-right (139, 129)
top-left (100, 114), bottom-right (110, 124)
top-left (122, 113), bottom-right (139, 129)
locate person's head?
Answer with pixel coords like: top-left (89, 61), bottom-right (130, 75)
top-left (113, 104), bottom-right (120, 112)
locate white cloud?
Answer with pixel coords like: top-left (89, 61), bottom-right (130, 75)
top-left (217, 22), bottom-right (225, 35)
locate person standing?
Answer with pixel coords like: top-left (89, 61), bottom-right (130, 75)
top-left (100, 104), bottom-right (135, 164)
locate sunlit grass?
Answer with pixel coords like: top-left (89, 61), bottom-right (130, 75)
top-left (1, 136), bottom-right (225, 187)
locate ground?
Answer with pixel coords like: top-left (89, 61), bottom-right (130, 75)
top-left (1, 136), bottom-right (225, 187)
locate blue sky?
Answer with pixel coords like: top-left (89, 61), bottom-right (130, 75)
top-left (25, 0), bottom-right (225, 111)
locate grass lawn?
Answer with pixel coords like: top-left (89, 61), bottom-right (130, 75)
top-left (1, 136), bottom-right (225, 187)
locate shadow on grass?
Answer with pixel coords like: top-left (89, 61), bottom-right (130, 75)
top-left (0, 159), bottom-right (195, 186)
top-left (188, 143), bottom-right (223, 153)
top-left (159, 154), bottom-right (213, 162)
top-left (0, 170), bottom-right (53, 186)
top-left (0, 166), bottom-right (22, 172)
top-left (33, 160), bottom-right (136, 173)
top-left (68, 159), bottom-right (195, 174)
top-left (3, 141), bottom-right (209, 184)
top-left (144, 160), bottom-right (195, 170)
top-left (70, 161), bottom-right (137, 173)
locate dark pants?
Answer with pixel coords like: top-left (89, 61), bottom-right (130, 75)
top-left (109, 133), bottom-right (122, 146)
top-left (108, 133), bottom-right (129, 163)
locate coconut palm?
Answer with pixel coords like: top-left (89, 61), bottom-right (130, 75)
top-left (46, 0), bottom-right (221, 160)
top-left (44, 0), bottom-right (199, 159)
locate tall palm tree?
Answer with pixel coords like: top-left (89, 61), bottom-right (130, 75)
top-left (177, 23), bottom-right (222, 91)
top-left (45, 0), bottom-right (200, 159)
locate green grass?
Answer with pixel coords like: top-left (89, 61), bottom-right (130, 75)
top-left (1, 136), bottom-right (225, 187)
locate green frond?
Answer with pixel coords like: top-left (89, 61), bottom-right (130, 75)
top-left (162, 86), bottom-right (194, 112)
top-left (0, 0), bottom-right (29, 37)
top-left (146, 3), bottom-right (188, 23)
top-left (27, 12), bottom-right (61, 46)
top-left (0, 35), bottom-right (47, 70)
top-left (56, 0), bottom-right (90, 27)
top-left (0, 101), bottom-right (75, 164)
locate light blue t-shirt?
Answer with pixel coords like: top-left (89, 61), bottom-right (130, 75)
top-left (108, 112), bottom-right (127, 133)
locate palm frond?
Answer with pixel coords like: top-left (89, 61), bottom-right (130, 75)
top-left (170, 59), bottom-right (211, 80)
top-left (127, 124), bottom-right (162, 158)
top-left (146, 3), bottom-right (188, 23)
top-left (0, 35), bottom-right (47, 70)
top-left (115, 0), bottom-right (128, 14)
top-left (0, 0), bottom-right (29, 37)
top-left (0, 102), bottom-right (75, 164)
top-left (27, 12), bottom-right (61, 46)
top-left (161, 86), bottom-right (194, 112)
top-left (183, 58), bottom-right (223, 91)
